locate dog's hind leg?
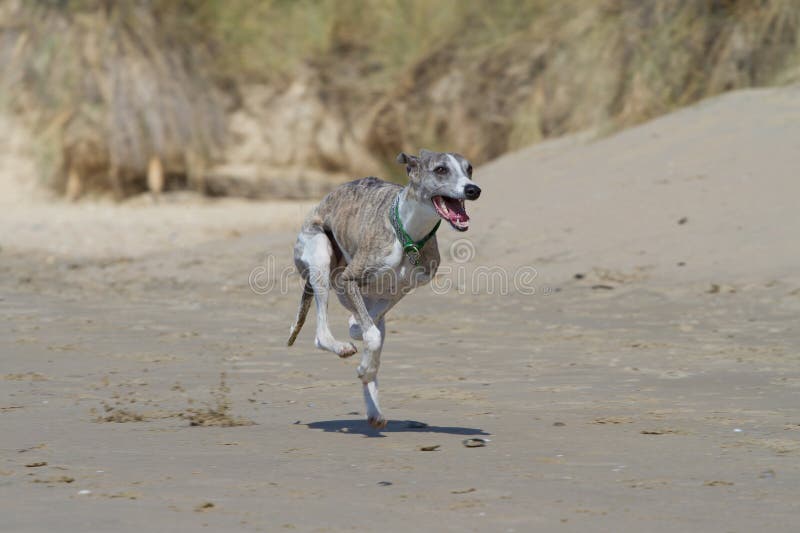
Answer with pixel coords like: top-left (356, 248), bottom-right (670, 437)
top-left (299, 232), bottom-right (357, 358)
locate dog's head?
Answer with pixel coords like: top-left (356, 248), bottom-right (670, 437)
top-left (396, 149), bottom-right (481, 232)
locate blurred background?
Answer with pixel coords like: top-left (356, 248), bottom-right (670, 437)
top-left (2, 0), bottom-right (799, 202)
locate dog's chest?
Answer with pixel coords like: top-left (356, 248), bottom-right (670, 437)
top-left (362, 240), bottom-right (439, 296)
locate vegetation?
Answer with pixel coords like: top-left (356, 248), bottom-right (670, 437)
top-left (1, 0), bottom-right (799, 197)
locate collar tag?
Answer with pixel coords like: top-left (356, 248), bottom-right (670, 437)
top-left (404, 244), bottom-right (421, 266)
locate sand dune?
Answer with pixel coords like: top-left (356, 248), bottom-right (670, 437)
top-left (471, 85), bottom-right (800, 283)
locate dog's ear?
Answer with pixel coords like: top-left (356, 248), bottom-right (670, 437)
top-left (396, 152), bottom-right (418, 166)
top-left (396, 152), bottom-right (419, 175)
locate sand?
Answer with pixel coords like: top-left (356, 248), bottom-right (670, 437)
top-left (1, 86), bottom-right (799, 532)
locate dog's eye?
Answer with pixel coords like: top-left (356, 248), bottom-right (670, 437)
top-left (466, 164), bottom-right (472, 177)
top-left (433, 166), bottom-right (448, 175)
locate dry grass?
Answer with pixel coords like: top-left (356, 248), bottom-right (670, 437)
top-left (366, 0), bottom-right (800, 166)
top-left (1, 0), bottom-right (799, 197)
top-left (1, 0), bottom-right (225, 196)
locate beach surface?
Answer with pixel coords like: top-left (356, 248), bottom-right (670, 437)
top-left (2, 86), bottom-right (799, 532)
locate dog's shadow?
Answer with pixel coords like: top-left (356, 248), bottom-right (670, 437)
top-left (305, 419), bottom-right (490, 438)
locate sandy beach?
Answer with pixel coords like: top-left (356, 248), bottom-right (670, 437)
top-left (2, 86), bottom-right (799, 532)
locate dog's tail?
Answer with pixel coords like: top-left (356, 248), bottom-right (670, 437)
top-left (287, 280), bottom-right (313, 346)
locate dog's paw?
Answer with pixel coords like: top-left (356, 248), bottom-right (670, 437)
top-left (314, 337), bottom-right (357, 358)
top-left (336, 342), bottom-right (357, 358)
top-left (367, 415), bottom-right (387, 429)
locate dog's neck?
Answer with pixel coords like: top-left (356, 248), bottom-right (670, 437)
top-left (397, 186), bottom-right (441, 242)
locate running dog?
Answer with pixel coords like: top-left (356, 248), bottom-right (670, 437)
top-left (287, 149), bottom-right (481, 428)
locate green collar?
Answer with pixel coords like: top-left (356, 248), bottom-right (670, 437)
top-left (391, 193), bottom-right (440, 266)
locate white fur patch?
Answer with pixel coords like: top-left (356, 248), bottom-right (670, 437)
top-left (383, 239), bottom-right (403, 270)
top-left (363, 325), bottom-right (382, 352)
top-left (447, 154), bottom-right (476, 196)
top-left (447, 154), bottom-right (467, 179)
top-left (397, 190), bottom-right (440, 242)
top-left (300, 233), bottom-right (332, 268)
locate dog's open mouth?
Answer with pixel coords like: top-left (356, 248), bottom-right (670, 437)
top-left (432, 196), bottom-right (470, 231)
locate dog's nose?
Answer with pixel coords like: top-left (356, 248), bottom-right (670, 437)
top-left (464, 184), bottom-right (481, 200)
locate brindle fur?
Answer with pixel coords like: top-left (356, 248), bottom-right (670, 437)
top-left (298, 178), bottom-right (439, 290)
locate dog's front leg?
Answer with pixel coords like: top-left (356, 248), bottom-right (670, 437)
top-left (361, 317), bottom-right (386, 429)
top-left (348, 298), bottom-right (396, 341)
top-left (344, 280), bottom-right (387, 429)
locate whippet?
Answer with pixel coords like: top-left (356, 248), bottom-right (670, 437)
top-left (287, 149), bottom-right (481, 428)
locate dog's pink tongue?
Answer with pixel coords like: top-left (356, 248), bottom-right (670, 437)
top-left (443, 197), bottom-right (469, 222)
